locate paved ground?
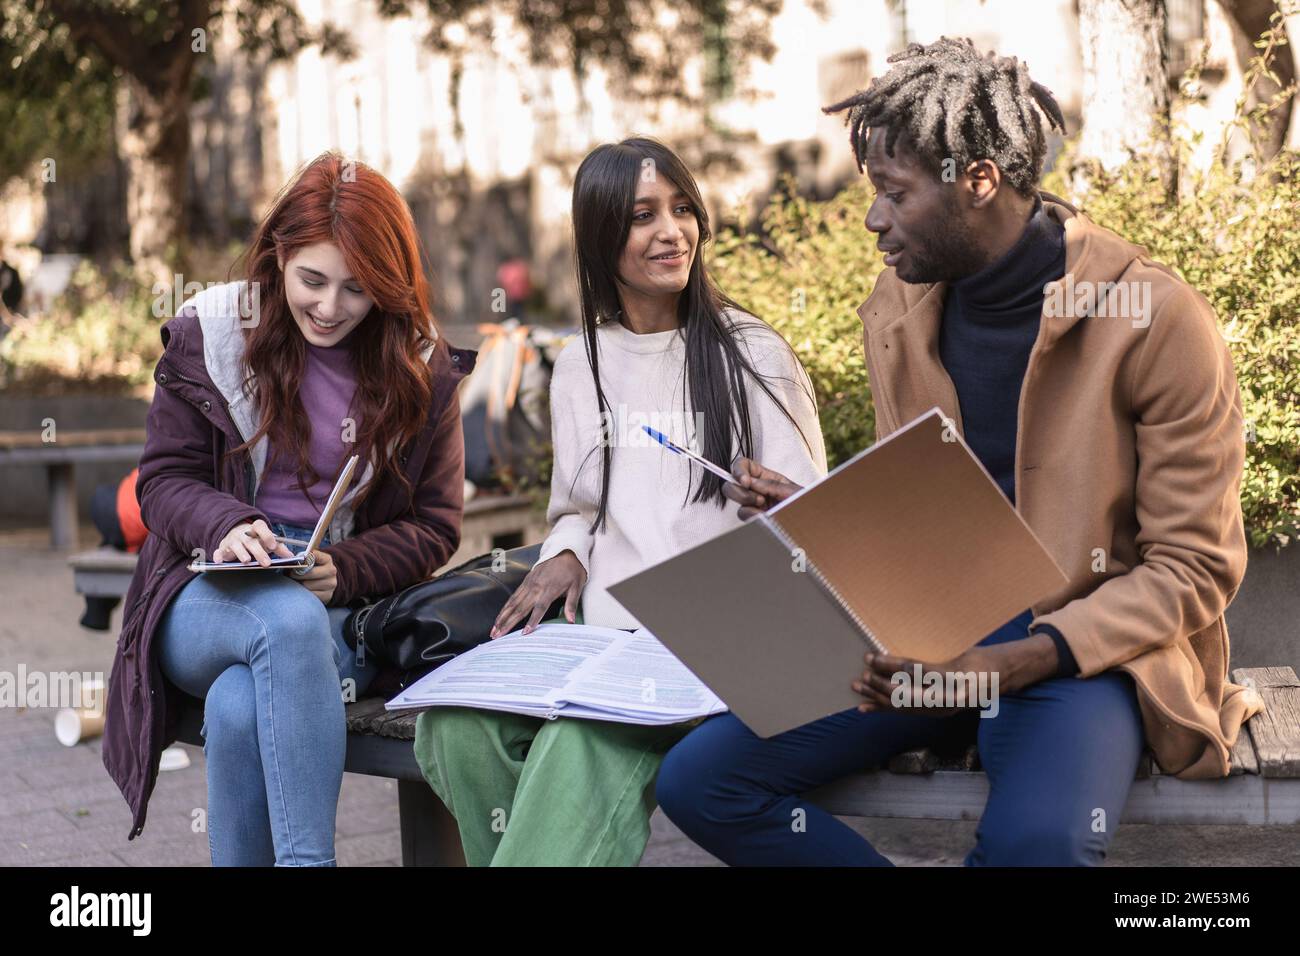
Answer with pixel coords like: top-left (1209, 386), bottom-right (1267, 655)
top-left (1, 525), bottom-right (1296, 867)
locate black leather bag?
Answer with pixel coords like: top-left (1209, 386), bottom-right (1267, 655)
top-left (342, 542), bottom-right (563, 684)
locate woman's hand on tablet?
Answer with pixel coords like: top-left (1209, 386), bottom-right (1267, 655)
top-left (725, 458), bottom-right (803, 520)
top-left (213, 519), bottom-right (293, 566)
top-left (490, 550), bottom-right (587, 638)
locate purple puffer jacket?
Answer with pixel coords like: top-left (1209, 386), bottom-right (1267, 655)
top-left (103, 295), bottom-right (476, 839)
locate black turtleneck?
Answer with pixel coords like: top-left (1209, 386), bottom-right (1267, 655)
top-left (940, 197), bottom-right (1064, 505)
top-left (939, 197), bottom-right (1077, 677)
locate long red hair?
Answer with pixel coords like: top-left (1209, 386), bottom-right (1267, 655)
top-left (231, 152), bottom-right (439, 506)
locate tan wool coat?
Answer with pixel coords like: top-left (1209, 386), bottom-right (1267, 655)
top-left (857, 192), bottom-right (1263, 779)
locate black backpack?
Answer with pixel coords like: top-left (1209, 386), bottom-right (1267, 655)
top-left (458, 320), bottom-right (567, 488)
top-left (341, 542), bottom-right (564, 686)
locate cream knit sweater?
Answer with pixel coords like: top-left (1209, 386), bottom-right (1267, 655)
top-left (535, 313), bottom-right (828, 628)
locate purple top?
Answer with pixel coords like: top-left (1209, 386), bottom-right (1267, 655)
top-left (256, 339), bottom-right (360, 526)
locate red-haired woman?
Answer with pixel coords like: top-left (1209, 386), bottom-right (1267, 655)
top-left (102, 153), bottom-right (474, 866)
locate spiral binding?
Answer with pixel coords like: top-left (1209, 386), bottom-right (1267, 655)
top-left (759, 514), bottom-right (886, 655)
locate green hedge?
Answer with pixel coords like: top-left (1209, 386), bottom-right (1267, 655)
top-left (711, 179), bottom-right (882, 469)
top-left (0, 242), bottom-right (246, 395)
top-left (710, 152), bottom-right (1300, 549)
top-left (1044, 146), bottom-right (1299, 549)
top-left (0, 260), bottom-right (160, 394)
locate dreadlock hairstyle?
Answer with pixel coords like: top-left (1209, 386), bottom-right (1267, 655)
top-left (571, 137), bottom-right (815, 533)
top-left (823, 37), bottom-right (1066, 197)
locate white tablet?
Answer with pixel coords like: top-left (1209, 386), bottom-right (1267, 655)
top-left (188, 454), bottom-right (359, 572)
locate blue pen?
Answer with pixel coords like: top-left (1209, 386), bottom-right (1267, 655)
top-left (642, 425), bottom-right (736, 483)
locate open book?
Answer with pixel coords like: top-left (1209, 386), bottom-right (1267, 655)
top-left (384, 623), bottom-right (728, 726)
top-left (607, 407), bottom-right (1069, 737)
top-left (188, 454), bottom-right (359, 572)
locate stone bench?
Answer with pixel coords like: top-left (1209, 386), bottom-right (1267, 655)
top-left (0, 427), bottom-right (146, 548)
top-left (69, 545), bottom-right (141, 599)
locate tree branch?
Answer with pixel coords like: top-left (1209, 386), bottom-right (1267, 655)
top-left (43, 0), bottom-right (215, 91)
top-left (43, 0), bottom-right (140, 75)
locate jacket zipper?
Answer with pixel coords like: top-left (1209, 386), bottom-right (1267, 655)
top-left (161, 360), bottom-right (209, 391)
top-left (161, 359), bottom-right (256, 504)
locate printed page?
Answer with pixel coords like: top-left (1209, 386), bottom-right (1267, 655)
top-left (386, 624), bottom-right (624, 712)
top-left (556, 629), bottom-right (726, 720)
top-left (385, 624), bottom-right (725, 725)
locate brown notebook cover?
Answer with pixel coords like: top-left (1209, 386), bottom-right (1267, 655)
top-left (607, 408), bottom-right (1068, 738)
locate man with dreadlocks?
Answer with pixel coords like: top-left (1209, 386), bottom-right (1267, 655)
top-left (655, 37), bottom-right (1258, 866)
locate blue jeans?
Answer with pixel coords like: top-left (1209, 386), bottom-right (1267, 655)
top-left (655, 610), bottom-right (1146, 866)
top-left (157, 522), bottom-right (378, 866)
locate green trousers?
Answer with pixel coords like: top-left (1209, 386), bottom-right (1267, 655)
top-left (414, 707), bottom-right (695, 866)
top-left (412, 609), bottom-right (698, 866)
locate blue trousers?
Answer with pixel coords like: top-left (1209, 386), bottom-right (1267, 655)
top-left (157, 522), bottom-right (378, 866)
top-left (655, 611), bottom-right (1146, 866)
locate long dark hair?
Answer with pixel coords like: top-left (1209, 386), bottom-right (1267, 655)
top-left (571, 136), bottom-right (813, 532)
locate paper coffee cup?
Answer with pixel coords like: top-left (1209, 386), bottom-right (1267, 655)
top-left (54, 678), bottom-right (107, 746)
top-left (55, 707), bottom-right (106, 747)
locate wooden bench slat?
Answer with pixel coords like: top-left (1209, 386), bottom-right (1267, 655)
top-left (0, 427), bottom-right (147, 450)
top-left (946, 744), bottom-right (980, 772)
top-left (1229, 724), bottom-right (1260, 776)
top-left (375, 711), bottom-right (419, 739)
top-left (887, 744), bottom-right (980, 774)
top-left (1232, 666), bottom-right (1300, 691)
top-left (346, 698), bottom-right (419, 740)
top-left (887, 748), bottom-right (939, 774)
top-left (1232, 666), bottom-right (1300, 778)
top-left (808, 769), bottom-right (1300, 826)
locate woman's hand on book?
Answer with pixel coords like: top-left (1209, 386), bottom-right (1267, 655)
top-left (213, 519), bottom-right (294, 566)
top-left (490, 550), bottom-right (587, 638)
top-left (725, 458), bottom-right (803, 520)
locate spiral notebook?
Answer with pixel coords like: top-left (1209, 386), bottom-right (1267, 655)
top-left (606, 408), bottom-right (1068, 738)
top-left (188, 454), bottom-right (359, 572)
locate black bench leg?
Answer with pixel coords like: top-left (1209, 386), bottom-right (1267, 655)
top-left (398, 779), bottom-right (466, 867)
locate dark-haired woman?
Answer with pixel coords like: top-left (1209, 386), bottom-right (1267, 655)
top-left (413, 137), bottom-right (827, 866)
top-left (102, 153), bottom-right (474, 866)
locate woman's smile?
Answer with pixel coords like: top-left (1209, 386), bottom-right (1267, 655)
top-left (306, 310), bottom-right (346, 333)
top-left (649, 248), bottom-right (688, 263)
